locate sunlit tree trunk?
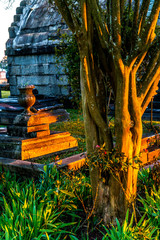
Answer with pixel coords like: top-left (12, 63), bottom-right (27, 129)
top-left (54, 0), bottom-right (160, 224)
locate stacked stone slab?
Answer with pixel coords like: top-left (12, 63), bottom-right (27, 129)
top-left (6, 0), bottom-right (70, 98)
top-left (0, 103), bottom-right (78, 161)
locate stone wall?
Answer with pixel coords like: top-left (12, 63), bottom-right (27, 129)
top-left (7, 54), bottom-right (69, 97)
top-left (6, 0), bottom-right (70, 98)
top-left (6, 0), bottom-right (160, 97)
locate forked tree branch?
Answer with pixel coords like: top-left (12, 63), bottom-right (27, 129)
top-left (138, 50), bottom-right (160, 101)
top-left (138, 0), bottom-right (150, 36)
top-left (54, 0), bottom-right (77, 33)
top-left (132, 0), bottom-right (140, 48)
top-left (111, 0), bottom-right (121, 49)
top-left (141, 1), bottom-right (160, 45)
top-left (88, 0), bottom-right (110, 49)
top-left (141, 73), bottom-right (160, 115)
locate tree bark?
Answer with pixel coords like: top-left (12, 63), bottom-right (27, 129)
top-left (54, 0), bottom-right (160, 225)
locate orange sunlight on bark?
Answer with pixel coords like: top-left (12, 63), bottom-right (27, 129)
top-left (91, 52), bottom-right (94, 69)
top-left (84, 56), bottom-right (91, 92)
top-left (118, 58), bottom-right (124, 74)
top-left (99, 25), bottom-right (103, 35)
top-left (105, 23), bottom-right (109, 34)
top-left (83, 2), bottom-right (88, 32)
top-left (138, 17), bottom-right (142, 35)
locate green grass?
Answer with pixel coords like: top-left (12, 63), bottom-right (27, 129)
top-left (0, 164), bottom-right (159, 239)
top-left (0, 166), bottom-right (93, 239)
top-left (1, 90), bottom-right (10, 98)
top-left (35, 109), bottom-right (86, 164)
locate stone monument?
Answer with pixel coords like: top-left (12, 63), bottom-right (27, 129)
top-left (6, 0), bottom-right (70, 99)
top-left (0, 85), bottom-right (78, 160)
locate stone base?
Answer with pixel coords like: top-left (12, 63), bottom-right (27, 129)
top-left (0, 152), bottom-right (87, 176)
top-left (0, 132), bottom-right (78, 160)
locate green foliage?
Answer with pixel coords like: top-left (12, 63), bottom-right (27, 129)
top-left (101, 210), bottom-right (158, 240)
top-left (0, 56), bottom-right (7, 71)
top-left (138, 168), bottom-right (155, 193)
top-left (0, 163), bottom-right (160, 238)
top-left (0, 166), bottom-right (92, 239)
top-left (88, 145), bottom-right (141, 176)
top-left (138, 164), bottom-right (160, 192)
top-left (139, 187), bottom-right (160, 237)
top-left (55, 34), bottom-right (80, 107)
top-left (1, 90), bottom-right (10, 98)
top-left (49, 109), bottom-right (86, 161)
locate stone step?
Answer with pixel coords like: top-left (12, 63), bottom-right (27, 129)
top-left (141, 133), bottom-right (160, 150)
top-left (0, 152), bottom-right (87, 175)
top-left (22, 136), bottom-right (78, 160)
top-left (140, 147), bottom-right (160, 165)
top-left (0, 149), bottom-right (159, 177)
top-left (0, 132), bottom-right (78, 160)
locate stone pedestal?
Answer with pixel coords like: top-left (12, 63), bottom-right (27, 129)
top-left (0, 86), bottom-right (78, 160)
top-left (0, 110), bottom-right (78, 160)
top-left (0, 131), bottom-right (77, 160)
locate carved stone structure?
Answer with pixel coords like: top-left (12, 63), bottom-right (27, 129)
top-left (0, 86), bottom-right (78, 160)
top-left (6, 0), bottom-right (159, 99)
top-left (6, 0), bottom-right (70, 98)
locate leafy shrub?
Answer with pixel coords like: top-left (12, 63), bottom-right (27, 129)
top-left (139, 187), bottom-right (160, 237)
top-left (102, 210), bottom-right (158, 240)
top-left (138, 168), bottom-right (155, 193)
top-left (55, 34), bottom-right (81, 107)
top-left (0, 166), bottom-right (92, 239)
top-left (138, 164), bottom-right (160, 194)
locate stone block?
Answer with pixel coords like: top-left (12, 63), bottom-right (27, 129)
top-left (9, 85), bottom-right (19, 96)
top-left (13, 112), bottom-right (58, 127)
top-left (10, 66), bottom-right (21, 76)
top-left (16, 6), bottom-right (24, 14)
top-left (7, 57), bottom-right (14, 65)
top-left (21, 133), bottom-right (77, 160)
top-left (21, 65), bottom-right (35, 75)
top-left (49, 76), bottom-right (57, 85)
top-left (21, 64), bottom-right (45, 76)
top-left (47, 63), bottom-right (59, 74)
top-left (8, 27), bottom-right (16, 38)
top-left (55, 63), bottom-right (66, 75)
top-left (20, 0), bottom-right (26, 7)
top-left (43, 64), bottom-right (49, 74)
top-left (37, 54), bottom-right (57, 64)
top-left (17, 76), bottom-right (50, 86)
top-left (49, 84), bottom-right (61, 96)
top-left (36, 85), bottom-right (53, 96)
top-left (7, 124), bottom-right (50, 137)
top-left (61, 86), bottom-right (70, 96)
top-left (14, 56), bottom-right (38, 65)
top-left (57, 74), bottom-right (68, 85)
top-left (8, 76), bottom-right (17, 85)
top-left (14, 14), bottom-right (21, 22)
top-left (0, 132), bottom-right (78, 160)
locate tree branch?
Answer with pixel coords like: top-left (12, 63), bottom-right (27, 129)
top-left (83, 54), bottom-right (113, 151)
top-left (111, 0), bottom-right (121, 49)
top-left (120, 0), bottom-right (125, 19)
top-left (138, 50), bottom-right (160, 101)
top-left (141, 1), bottom-right (160, 45)
top-left (132, 0), bottom-right (140, 49)
top-left (138, 0), bottom-right (150, 36)
top-left (54, 0), bottom-right (77, 33)
top-left (141, 73), bottom-right (160, 115)
top-left (88, 0), bottom-right (110, 49)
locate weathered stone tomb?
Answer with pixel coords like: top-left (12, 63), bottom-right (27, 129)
top-left (6, 0), bottom-right (70, 99)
